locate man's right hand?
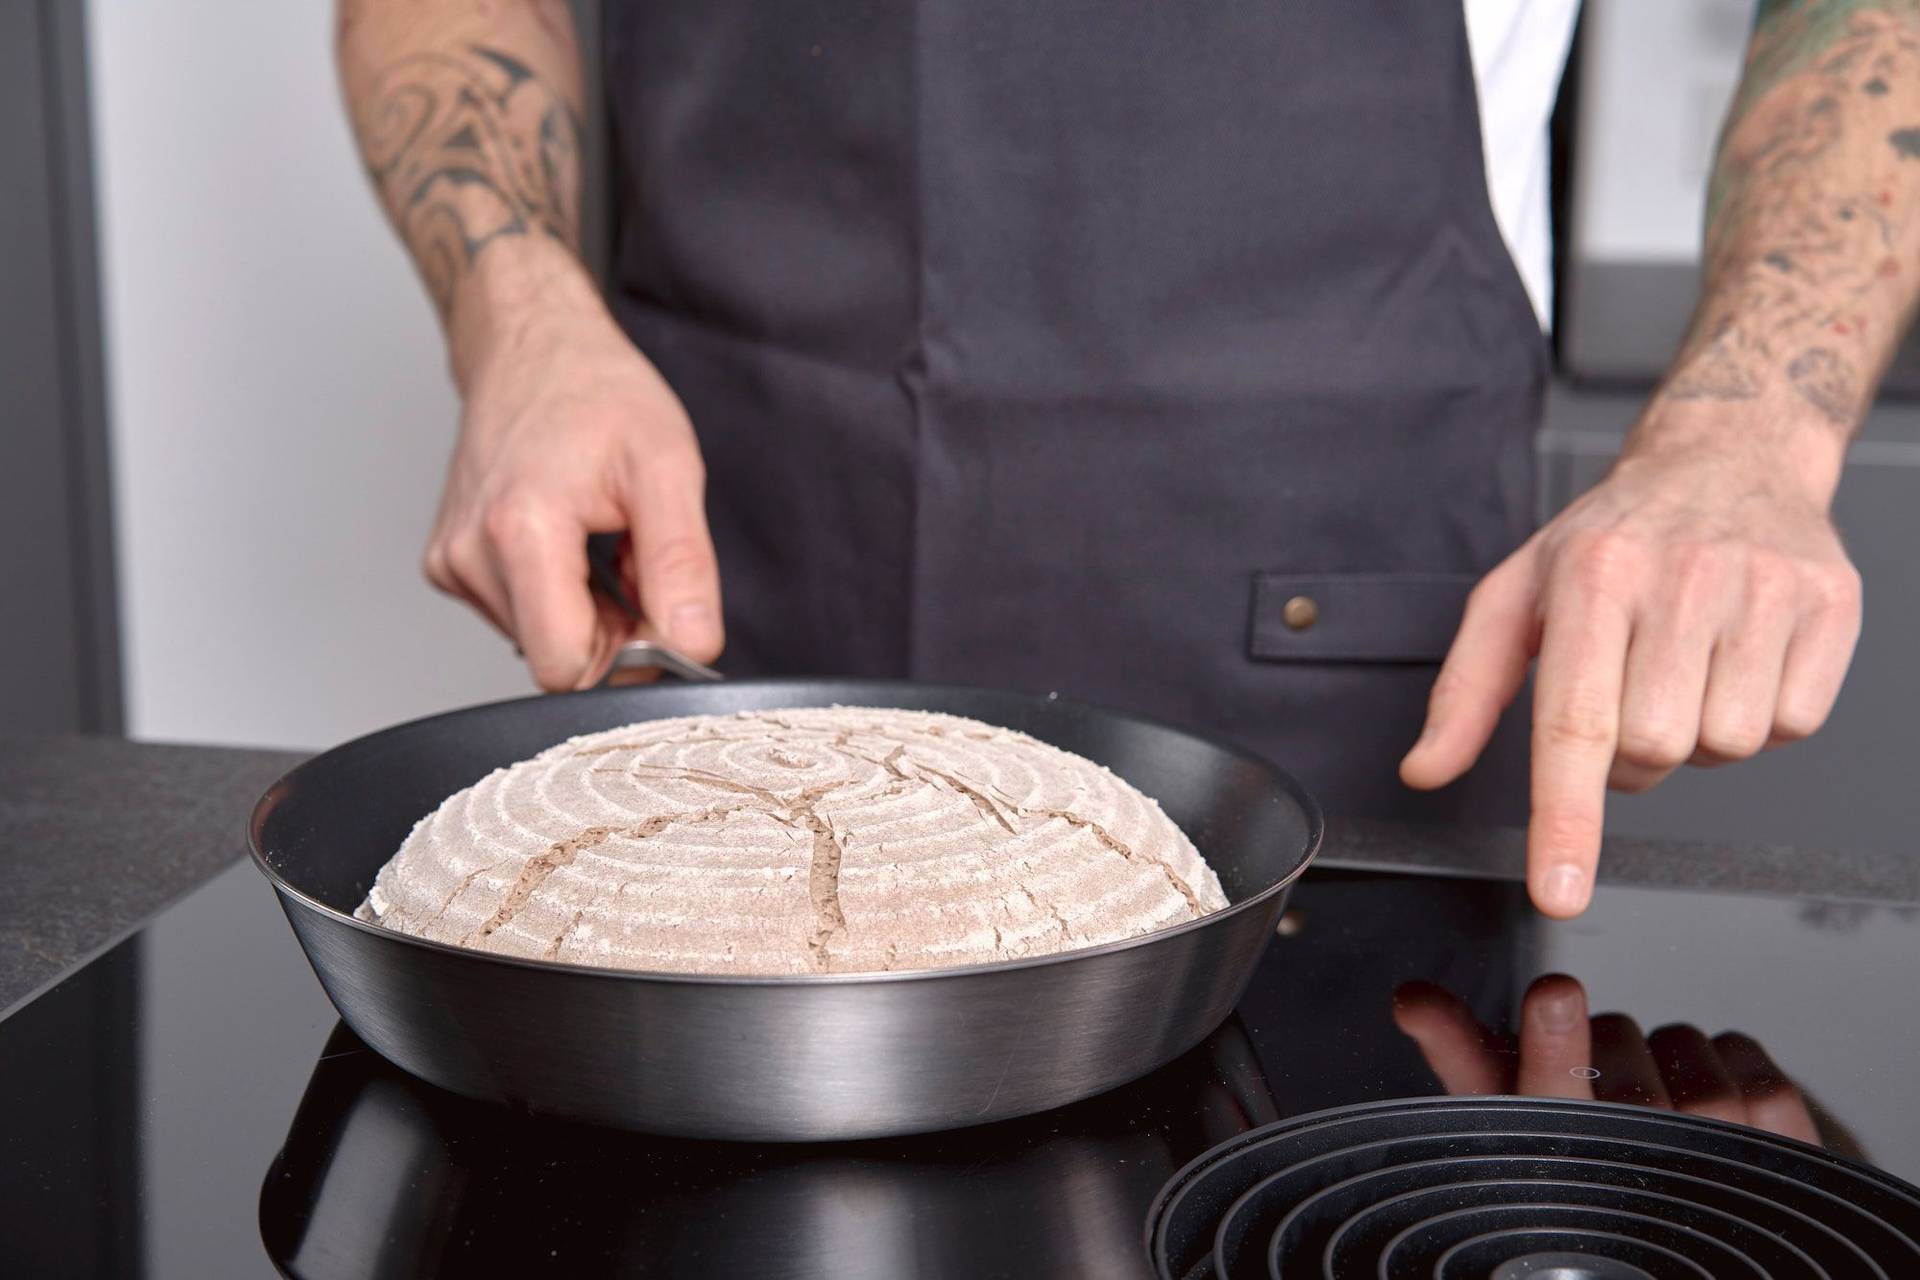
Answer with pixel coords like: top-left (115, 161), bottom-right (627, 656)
top-left (337, 2), bottom-right (718, 691)
top-left (427, 260), bottom-right (723, 692)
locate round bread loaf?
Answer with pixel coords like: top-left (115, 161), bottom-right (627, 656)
top-left (356, 706), bottom-right (1228, 974)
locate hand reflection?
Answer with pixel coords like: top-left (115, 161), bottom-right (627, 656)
top-left (1392, 973), bottom-right (1821, 1146)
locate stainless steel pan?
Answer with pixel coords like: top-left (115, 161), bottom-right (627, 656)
top-left (248, 653), bottom-right (1321, 1141)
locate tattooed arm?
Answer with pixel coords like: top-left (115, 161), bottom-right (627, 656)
top-left (1668, 1), bottom-right (1920, 463)
top-left (337, 0), bottom-right (723, 690)
top-left (1404, 2), bottom-right (1908, 917)
top-left (338, 0), bottom-right (585, 364)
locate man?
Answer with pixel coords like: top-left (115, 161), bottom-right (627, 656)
top-left (338, 0), bottom-right (1898, 917)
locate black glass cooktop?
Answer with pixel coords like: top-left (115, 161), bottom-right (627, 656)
top-left (2, 858), bottom-right (1916, 1278)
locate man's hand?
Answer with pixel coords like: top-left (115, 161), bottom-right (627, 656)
top-left (427, 262), bottom-right (723, 692)
top-left (337, 3), bottom-right (721, 691)
top-left (1400, 433), bottom-right (1861, 918)
top-left (1402, 0), bottom-right (1920, 916)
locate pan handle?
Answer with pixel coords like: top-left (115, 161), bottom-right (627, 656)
top-left (586, 533), bottom-right (725, 683)
top-left (606, 640), bottom-right (724, 683)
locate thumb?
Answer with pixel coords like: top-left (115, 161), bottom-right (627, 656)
top-left (627, 451), bottom-right (724, 663)
top-left (1401, 552), bottom-right (1539, 790)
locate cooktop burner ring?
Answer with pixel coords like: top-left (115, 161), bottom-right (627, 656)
top-left (1144, 1096), bottom-right (1920, 1279)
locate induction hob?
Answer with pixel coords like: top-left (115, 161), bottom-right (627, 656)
top-left (2, 856), bottom-right (1917, 1278)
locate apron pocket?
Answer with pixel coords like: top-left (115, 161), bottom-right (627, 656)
top-left (1248, 572), bottom-right (1477, 663)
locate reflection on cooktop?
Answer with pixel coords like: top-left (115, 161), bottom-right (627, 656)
top-left (3, 860), bottom-right (1918, 1278)
top-left (1393, 972), bottom-right (1864, 1158)
top-left (262, 1019), bottom-right (1272, 1279)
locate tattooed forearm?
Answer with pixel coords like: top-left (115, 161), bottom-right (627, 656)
top-left (1786, 346), bottom-right (1862, 420)
top-left (1724, 0), bottom-right (1899, 132)
top-left (1661, 2), bottom-right (1920, 436)
top-left (352, 44), bottom-right (583, 313)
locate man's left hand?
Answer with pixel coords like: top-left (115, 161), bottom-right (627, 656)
top-left (1399, 430), bottom-right (1862, 917)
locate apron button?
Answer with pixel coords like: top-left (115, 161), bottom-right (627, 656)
top-left (1281, 595), bottom-right (1318, 631)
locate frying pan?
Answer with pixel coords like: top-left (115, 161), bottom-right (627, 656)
top-left (248, 648), bottom-right (1321, 1141)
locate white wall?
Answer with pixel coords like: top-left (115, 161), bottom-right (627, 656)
top-left (88, 1), bottom-right (529, 750)
top-left (1573, 0), bottom-right (1750, 263)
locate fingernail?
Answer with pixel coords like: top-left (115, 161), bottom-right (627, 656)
top-left (669, 603), bottom-right (718, 650)
top-left (1544, 865), bottom-right (1588, 913)
top-left (1533, 987), bottom-right (1584, 1032)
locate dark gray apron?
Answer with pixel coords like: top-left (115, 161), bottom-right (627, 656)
top-left (603, 1), bottom-right (1547, 825)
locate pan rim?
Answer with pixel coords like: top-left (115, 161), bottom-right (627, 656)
top-left (247, 678), bottom-right (1324, 988)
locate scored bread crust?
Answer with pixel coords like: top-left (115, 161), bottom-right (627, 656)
top-left (358, 706), bottom-right (1228, 974)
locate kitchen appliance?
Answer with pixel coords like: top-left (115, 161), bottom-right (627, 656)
top-left (248, 679), bottom-right (1321, 1140)
top-left (5, 841), bottom-right (1919, 1276)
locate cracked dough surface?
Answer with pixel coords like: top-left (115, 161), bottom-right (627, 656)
top-left (356, 707), bottom-right (1228, 974)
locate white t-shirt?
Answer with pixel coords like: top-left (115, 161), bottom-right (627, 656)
top-left (1464, 0), bottom-right (1582, 328)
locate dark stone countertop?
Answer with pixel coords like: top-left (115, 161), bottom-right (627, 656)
top-left (2, 733), bottom-right (1915, 1013)
top-left (0, 734), bottom-right (303, 1013)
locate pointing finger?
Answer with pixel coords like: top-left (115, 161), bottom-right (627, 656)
top-left (1528, 573), bottom-right (1631, 917)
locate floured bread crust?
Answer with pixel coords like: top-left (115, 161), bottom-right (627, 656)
top-left (357, 707), bottom-right (1229, 974)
